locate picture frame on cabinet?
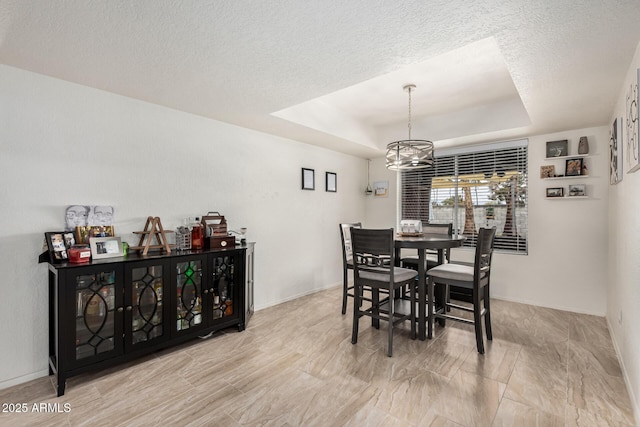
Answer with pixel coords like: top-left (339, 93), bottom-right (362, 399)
top-left (540, 165), bottom-right (555, 178)
top-left (546, 140), bottom-right (568, 158)
top-left (302, 168), bottom-right (315, 190)
top-left (325, 172), bottom-right (337, 192)
top-left (89, 236), bottom-right (123, 259)
top-left (546, 187), bottom-right (564, 198)
top-left (45, 231), bottom-right (70, 262)
top-left (76, 225), bottom-right (115, 244)
top-left (565, 158), bottom-right (583, 176)
top-left (568, 184), bottom-right (586, 197)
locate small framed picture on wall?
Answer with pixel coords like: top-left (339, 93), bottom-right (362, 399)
top-left (565, 158), bottom-right (583, 176)
top-left (546, 187), bottom-right (564, 198)
top-left (302, 168), bottom-right (315, 190)
top-left (325, 172), bottom-right (337, 192)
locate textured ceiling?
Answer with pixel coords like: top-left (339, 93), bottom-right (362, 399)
top-left (1, 1), bottom-right (640, 158)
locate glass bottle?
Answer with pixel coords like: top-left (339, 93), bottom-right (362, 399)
top-left (225, 300), bottom-right (233, 316)
top-left (191, 217), bottom-right (204, 250)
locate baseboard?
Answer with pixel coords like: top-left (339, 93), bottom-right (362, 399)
top-left (491, 294), bottom-right (605, 317)
top-left (0, 369), bottom-right (49, 391)
top-left (254, 282), bottom-right (340, 311)
top-left (606, 317), bottom-right (639, 426)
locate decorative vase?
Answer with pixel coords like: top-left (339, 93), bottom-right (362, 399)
top-left (578, 136), bottom-right (589, 154)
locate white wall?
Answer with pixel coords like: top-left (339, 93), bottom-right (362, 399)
top-left (0, 64), bottom-right (367, 389)
top-left (607, 40), bottom-right (640, 423)
top-left (365, 129), bottom-right (610, 315)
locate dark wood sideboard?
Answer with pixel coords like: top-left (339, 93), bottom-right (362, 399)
top-left (43, 243), bottom-right (254, 396)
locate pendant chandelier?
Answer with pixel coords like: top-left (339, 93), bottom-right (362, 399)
top-left (385, 84), bottom-right (434, 170)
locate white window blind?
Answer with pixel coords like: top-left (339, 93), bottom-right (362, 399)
top-left (401, 140), bottom-right (528, 254)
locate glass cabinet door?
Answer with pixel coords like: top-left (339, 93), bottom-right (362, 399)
top-left (210, 255), bottom-right (236, 321)
top-left (75, 269), bottom-right (118, 362)
top-left (130, 264), bottom-right (165, 345)
top-left (175, 259), bottom-right (204, 332)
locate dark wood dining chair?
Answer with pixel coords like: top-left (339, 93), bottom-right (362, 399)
top-left (350, 228), bottom-right (417, 357)
top-left (400, 222), bottom-right (453, 306)
top-left (339, 222), bottom-right (361, 314)
top-left (427, 227), bottom-right (496, 354)
top-left (401, 222), bottom-right (453, 270)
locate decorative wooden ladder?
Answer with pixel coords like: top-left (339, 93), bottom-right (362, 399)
top-left (131, 216), bottom-right (175, 255)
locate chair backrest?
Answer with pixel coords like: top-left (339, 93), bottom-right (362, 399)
top-left (340, 222), bottom-right (361, 265)
top-left (350, 228), bottom-right (395, 282)
top-left (423, 223), bottom-right (453, 262)
top-left (474, 227), bottom-right (497, 284)
top-left (422, 223), bottom-right (452, 235)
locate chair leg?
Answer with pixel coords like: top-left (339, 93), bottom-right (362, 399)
top-left (427, 276), bottom-right (434, 339)
top-left (387, 287), bottom-right (394, 357)
top-left (473, 288), bottom-right (484, 354)
top-left (351, 284), bottom-right (360, 345)
top-left (342, 269), bottom-right (349, 315)
top-left (410, 282), bottom-right (416, 340)
top-left (484, 284), bottom-right (492, 341)
top-left (435, 283), bottom-right (446, 327)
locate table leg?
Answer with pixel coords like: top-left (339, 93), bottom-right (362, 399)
top-left (436, 249), bottom-right (446, 327)
top-left (418, 248), bottom-right (426, 340)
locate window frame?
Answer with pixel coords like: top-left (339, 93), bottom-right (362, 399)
top-left (400, 139), bottom-right (528, 254)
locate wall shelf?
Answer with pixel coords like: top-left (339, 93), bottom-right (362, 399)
top-left (546, 196), bottom-right (589, 200)
top-left (543, 175), bottom-right (589, 180)
top-left (544, 153), bottom-right (591, 161)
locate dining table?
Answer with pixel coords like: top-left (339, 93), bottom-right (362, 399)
top-left (394, 233), bottom-right (465, 340)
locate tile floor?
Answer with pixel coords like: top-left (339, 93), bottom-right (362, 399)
top-left (0, 287), bottom-right (636, 426)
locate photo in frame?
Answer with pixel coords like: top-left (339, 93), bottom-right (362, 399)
top-left (89, 236), bottom-right (123, 259)
top-left (45, 231), bottom-right (69, 262)
top-left (302, 168), bottom-right (315, 190)
top-left (540, 165), bottom-right (555, 178)
top-left (325, 172), bottom-right (337, 192)
top-left (565, 158), bottom-right (583, 176)
top-left (76, 225), bottom-right (115, 244)
top-left (546, 187), bottom-right (564, 198)
top-left (65, 205), bottom-right (114, 231)
top-left (568, 184), bottom-right (586, 197)
top-left (625, 68), bottom-right (639, 173)
top-left (546, 140), bottom-right (568, 158)
top-left (610, 117), bottom-right (623, 184)
top-left (373, 181), bottom-right (389, 197)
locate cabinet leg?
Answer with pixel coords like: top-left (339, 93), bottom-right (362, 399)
top-left (57, 378), bottom-right (66, 397)
top-left (237, 323), bottom-right (245, 332)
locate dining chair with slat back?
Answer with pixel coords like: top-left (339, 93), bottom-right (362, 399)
top-left (350, 228), bottom-right (418, 356)
top-left (401, 223), bottom-right (453, 270)
top-left (339, 222), bottom-right (361, 314)
top-left (427, 227), bottom-right (496, 354)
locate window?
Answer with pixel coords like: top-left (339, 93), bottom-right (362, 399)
top-left (401, 140), bottom-right (528, 253)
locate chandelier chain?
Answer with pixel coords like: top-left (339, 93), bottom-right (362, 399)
top-left (407, 86), bottom-right (412, 141)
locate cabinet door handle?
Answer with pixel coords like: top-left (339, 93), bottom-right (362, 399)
top-left (126, 306), bottom-right (133, 311)
top-left (209, 288), bottom-right (214, 293)
top-left (203, 289), bottom-right (209, 294)
top-left (117, 307), bottom-right (124, 313)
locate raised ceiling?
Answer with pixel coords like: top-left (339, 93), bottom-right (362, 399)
top-left (1, 1), bottom-right (639, 158)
